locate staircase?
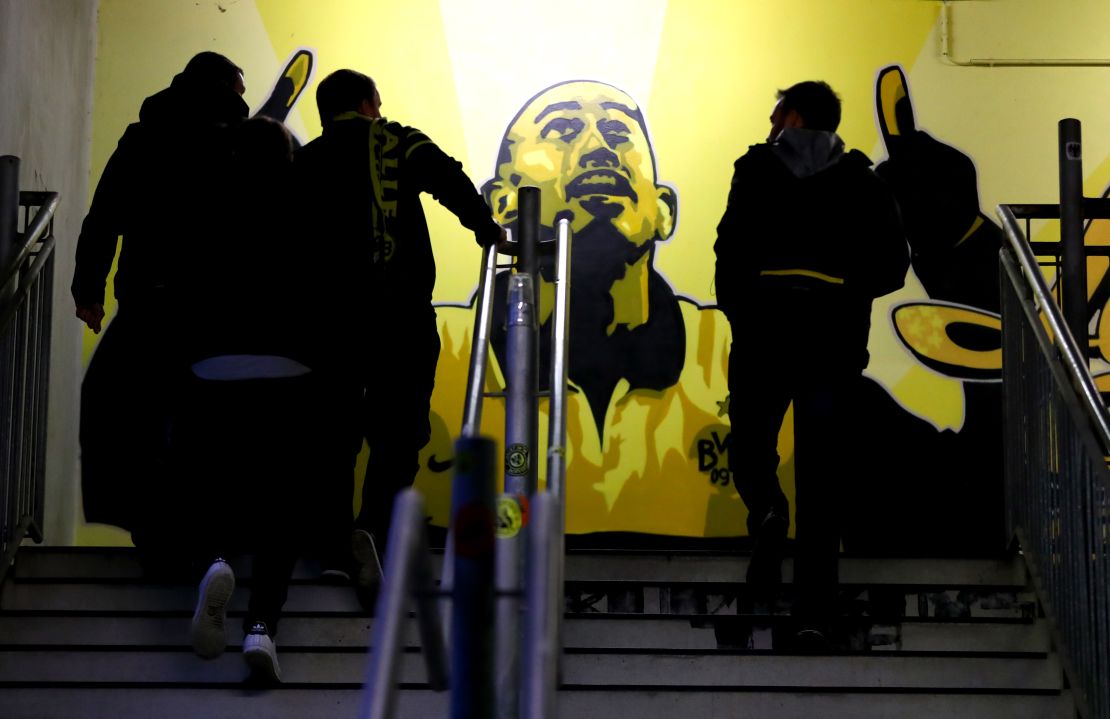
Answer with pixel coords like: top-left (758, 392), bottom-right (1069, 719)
top-left (0, 546), bottom-right (1075, 718)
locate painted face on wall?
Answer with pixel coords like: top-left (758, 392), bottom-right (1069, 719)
top-left (484, 80), bottom-right (676, 247)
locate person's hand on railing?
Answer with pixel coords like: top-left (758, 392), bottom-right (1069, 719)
top-left (494, 225), bottom-right (509, 254)
top-left (75, 303), bottom-right (105, 334)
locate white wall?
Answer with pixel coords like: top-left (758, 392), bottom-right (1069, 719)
top-left (0, 0), bottom-right (98, 544)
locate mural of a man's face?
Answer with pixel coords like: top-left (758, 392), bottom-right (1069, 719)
top-left (485, 80), bottom-right (676, 247)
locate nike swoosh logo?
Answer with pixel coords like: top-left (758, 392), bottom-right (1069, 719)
top-left (427, 455), bottom-right (454, 473)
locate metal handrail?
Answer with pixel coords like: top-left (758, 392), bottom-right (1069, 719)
top-left (998, 202), bottom-right (1110, 719)
top-left (0, 191), bottom-right (60, 305)
top-left (997, 205), bottom-right (1110, 447)
top-left (462, 243), bottom-right (500, 439)
top-left (0, 187), bottom-right (59, 586)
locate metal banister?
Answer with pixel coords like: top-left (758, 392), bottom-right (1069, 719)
top-left (1, 167), bottom-right (58, 585)
top-left (378, 193), bottom-right (569, 719)
top-left (0, 192), bottom-right (60, 299)
top-left (998, 202), bottom-right (1110, 719)
top-left (997, 204), bottom-right (1110, 448)
top-left (462, 244), bottom-right (500, 439)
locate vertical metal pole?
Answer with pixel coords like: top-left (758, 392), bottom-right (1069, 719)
top-left (521, 492), bottom-right (559, 719)
top-left (0, 158), bottom-right (18, 312)
top-left (546, 218), bottom-right (572, 688)
top-left (1059, 119), bottom-right (1087, 360)
top-left (361, 490), bottom-right (424, 719)
top-left (451, 437), bottom-right (497, 719)
top-left (443, 244), bottom-right (502, 642)
top-left (496, 185), bottom-right (540, 719)
top-left (462, 246), bottom-right (501, 439)
top-left (0, 157), bottom-right (19, 553)
top-left (0, 157), bottom-right (18, 271)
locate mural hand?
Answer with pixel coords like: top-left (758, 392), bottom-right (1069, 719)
top-left (252, 48), bottom-right (314, 133)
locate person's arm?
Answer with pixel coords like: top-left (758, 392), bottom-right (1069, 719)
top-left (713, 153), bottom-right (760, 319)
top-left (72, 128), bottom-right (135, 332)
top-left (405, 129), bottom-right (501, 246)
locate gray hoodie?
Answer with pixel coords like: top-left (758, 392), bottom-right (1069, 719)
top-left (771, 127), bottom-right (845, 178)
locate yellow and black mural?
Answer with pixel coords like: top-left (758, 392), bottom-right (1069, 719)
top-left (426, 80), bottom-right (733, 536)
top-left (77, 0), bottom-right (1110, 548)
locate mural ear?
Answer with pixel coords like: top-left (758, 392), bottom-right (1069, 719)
top-left (483, 177), bottom-right (517, 224)
top-left (876, 65), bottom-right (916, 152)
top-left (892, 301), bottom-right (1002, 381)
top-left (655, 183), bottom-right (678, 241)
top-left (253, 48), bottom-right (314, 125)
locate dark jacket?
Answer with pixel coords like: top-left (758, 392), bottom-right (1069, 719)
top-left (72, 72), bottom-right (248, 308)
top-left (294, 115), bottom-right (500, 312)
top-left (714, 129), bottom-right (908, 356)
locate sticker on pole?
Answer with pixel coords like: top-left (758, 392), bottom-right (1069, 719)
top-left (496, 494), bottom-right (528, 538)
top-left (506, 443), bottom-right (530, 476)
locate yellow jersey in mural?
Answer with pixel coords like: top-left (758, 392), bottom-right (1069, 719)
top-left (416, 297), bottom-right (750, 537)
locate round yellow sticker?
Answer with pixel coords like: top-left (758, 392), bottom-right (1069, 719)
top-left (496, 495), bottom-right (525, 538)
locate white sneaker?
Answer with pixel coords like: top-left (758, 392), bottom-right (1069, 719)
top-left (352, 529), bottom-right (383, 590)
top-left (191, 559), bottom-right (235, 659)
top-left (243, 622), bottom-right (281, 683)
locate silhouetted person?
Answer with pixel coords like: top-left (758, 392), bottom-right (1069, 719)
top-left (294, 69), bottom-right (501, 595)
top-left (714, 81), bottom-right (908, 648)
top-left (177, 116), bottom-right (333, 684)
top-left (73, 52), bottom-right (248, 566)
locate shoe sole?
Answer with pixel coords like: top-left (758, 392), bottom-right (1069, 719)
top-left (352, 531), bottom-right (383, 590)
top-left (191, 566), bottom-right (235, 659)
top-left (243, 643), bottom-right (281, 683)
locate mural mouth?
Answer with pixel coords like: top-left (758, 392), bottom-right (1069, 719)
top-left (565, 170), bottom-right (638, 203)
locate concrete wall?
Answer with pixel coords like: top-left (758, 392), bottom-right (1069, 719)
top-left (0, 0), bottom-right (98, 544)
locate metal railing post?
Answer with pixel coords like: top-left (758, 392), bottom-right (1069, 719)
top-left (361, 490), bottom-right (447, 719)
top-left (521, 492), bottom-right (559, 719)
top-left (450, 436), bottom-right (497, 719)
top-left (0, 158), bottom-right (17, 244)
top-left (496, 185), bottom-right (541, 719)
top-left (1059, 119), bottom-right (1087, 359)
top-left (0, 157), bottom-right (18, 293)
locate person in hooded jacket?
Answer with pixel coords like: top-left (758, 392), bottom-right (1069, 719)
top-left (72, 52), bottom-right (248, 565)
top-left (713, 80), bottom-right (908, 648)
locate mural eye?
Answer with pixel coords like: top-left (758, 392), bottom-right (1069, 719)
top-left (541, 117), bottom-right (583, 143)
top-left (600, 119), bottom-right (631, 148)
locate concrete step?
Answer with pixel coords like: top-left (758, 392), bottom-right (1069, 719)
top-left (11, 548), bottom-right (1027, 588)
top-left (0, 613), bottom-right (1050, 653)
top-left (0, 685), bottom-right (1077, 719)
top-left (0, 582), bottom-right (366, 613)
top-left (0, 582), bottom-right (1037, 625)
top-left (0, 647), bottom-right (1062, 690)
top-left (0, 687), bottom-right (1076, 719)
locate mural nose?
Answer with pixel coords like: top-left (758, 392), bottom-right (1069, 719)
top-left (579, 146), bottom-right (619, 170)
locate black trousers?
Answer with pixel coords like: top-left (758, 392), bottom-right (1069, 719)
top-left (727, 291), bottom-right (865, 620)
top-left (357, 305), bottom-right (440, 550)
top-left (175, 372), bottom-right (333, 635)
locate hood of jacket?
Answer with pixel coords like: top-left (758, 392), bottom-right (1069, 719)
top-left (771, 127), bottom-right (846, 178)
top-left (138, 71), bottom-right (248, 128)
